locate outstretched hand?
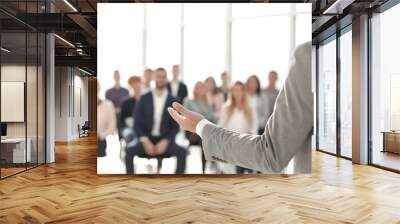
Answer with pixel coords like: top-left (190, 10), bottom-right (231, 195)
top-left (167, 102), bottom-right (204, 133)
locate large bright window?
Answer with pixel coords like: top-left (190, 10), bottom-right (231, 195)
top-left (296, 4), bottom-right (312, 46)
top-left (183, 4), bottom-right (226, 92)
top-left (184, 22), bottom-right (226, 92)
top-left (97, 4), bottom-right (143, 98)
top-left (371, 3), bottom-right (400, 171)
top-left (98, 3), bottom-right (311, 97)
top-left (231, 17), bottom-right (290, 86)
top-left (146, 4), bottom-right (181, 73)
top-left (232, 3), bottom-right (290, 17)
top-left (184, 3), bottom-right (227, 23)
top-left (296, 14), bottom-right (311, 46)
top-left (318, 37), bottom-right (337, 154)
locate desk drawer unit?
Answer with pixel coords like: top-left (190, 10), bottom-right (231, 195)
top-left (0, 139), bottom-right (32, 164)
top-left (383, 132), bottom-right (400, 154)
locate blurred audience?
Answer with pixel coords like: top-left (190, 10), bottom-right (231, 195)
top-left (106, 70), bottom-right (129, 139)
top-left (205, 76), bottom-right (225, 121)
top-left (105, 70), bottom-right (129, 113)
top-left (246, 75), bottom-right (265, 135)
top-left (259, 70), bottom-right (279, 134)
top-left (119, 76), bottom-right (141, 147)
top-left (167, 65), bottom-right (188, 103)
top-left (101, 66), bottom-right (280, 174)
top-left (141, 68), bottom-right (153, 95)
top-left (125, 68), bottom-right (187, 174)
top-left (183, 81), bottom-right (216, 172)
top-left (218, 81), bottom-right (258, 174)
top-left (97, 81), bottom-right (116, 157)
top-left (219, 71), bottom-right (231, 101)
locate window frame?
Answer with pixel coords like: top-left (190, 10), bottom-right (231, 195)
top-left (315, 24), bottom-right (353, 160)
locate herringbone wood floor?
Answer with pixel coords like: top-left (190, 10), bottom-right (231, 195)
top-left (1, 135), bottom-right (400, 224)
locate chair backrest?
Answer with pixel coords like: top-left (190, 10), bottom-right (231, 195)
top-left (82, 121), bottom-right (90, 129)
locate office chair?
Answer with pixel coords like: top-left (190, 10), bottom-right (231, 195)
top-left (78, 121), bottom-right (90, 138)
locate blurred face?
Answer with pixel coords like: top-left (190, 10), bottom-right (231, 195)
top-left (129, 81), bottom-right (141, 95)
top-left (172, 65), bottom-right (179, 80)
top-left (154, 70), bottom-right (167, 90)
top-left (247, 77), bottom-right (259, 94)
top-left (194, 82), bottom-right (206, 97)
top-left (143, 70), bottom-right (152, 84)
top-left (221, 72), bottom-right (228, 83)
top-left (205, 77), bottom-right (215, 92)
top-left (232, 84), bottom-right (245, 103)
top-left (114, 71), bottom-right (121, 84)
top-left (268, 72), bottom-right (278, 87)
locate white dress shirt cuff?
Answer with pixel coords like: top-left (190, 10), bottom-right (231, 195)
top-left (139, 136), bottom-right (149, 143)
top-left (195, 119), bottom-right (211, 138)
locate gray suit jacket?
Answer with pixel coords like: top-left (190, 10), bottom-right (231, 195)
top-left (201, 42), bottom-right (313, 174)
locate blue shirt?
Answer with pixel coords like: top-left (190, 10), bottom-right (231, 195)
top-left (105, 86), bottom-right (129, 113)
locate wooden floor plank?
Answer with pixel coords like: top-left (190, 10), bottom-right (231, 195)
top-left (0, 135), bottom-right (400, 223)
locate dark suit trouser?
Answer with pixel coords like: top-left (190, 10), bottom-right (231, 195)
top-left (186, 132), bottom-right (206, 173)
top-left (125, 136), bottom-right (187, 174)
top-left (98, 139), bottom-right (107, 157)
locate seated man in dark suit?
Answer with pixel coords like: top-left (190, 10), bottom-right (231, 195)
top-left (167, 65), bottom-right (188, 103)
top-left (125, 67), bottom-right (187, 174)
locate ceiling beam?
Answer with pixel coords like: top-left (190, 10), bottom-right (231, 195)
top-left (55, 55), bottom-right (96, 70)
top-left (67, 13), bottom-right (97, 39)
top-left (322, 0), bottom-right (356, 14)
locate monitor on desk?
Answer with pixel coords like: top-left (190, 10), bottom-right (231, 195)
top-left (1, 123), bottom-right (7, 138)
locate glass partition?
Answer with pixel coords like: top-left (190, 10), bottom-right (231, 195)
top-left (27, 31), bottom-right (38, 169)
top-left (339, 29), bottom-right (352, 158)
top-left (38, 32), bottom-right (46, 165)
top-left (0, 1), bottom-right (46, 179)
top-left (1, 31), bottom-right (28, 178)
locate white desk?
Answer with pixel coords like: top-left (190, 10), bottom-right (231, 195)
top-left (1, 138), bottom-right (32, 163)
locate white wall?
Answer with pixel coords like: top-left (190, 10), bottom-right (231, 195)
top-left (1, 65), bottom-right (40, 138)
top-left (1, 65), bottom-right (26, 138)
top-left (55, 67), bottom-right (89, 141)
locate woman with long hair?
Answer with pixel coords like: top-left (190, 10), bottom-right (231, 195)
top-left (205, 76), bottom-right (224, 121)
top-left (184, 82), bottom-right (215, 122)
top-left (246, 75), bottom-right (265, 134)
top-left (217, 81), bottom-right (258, 174)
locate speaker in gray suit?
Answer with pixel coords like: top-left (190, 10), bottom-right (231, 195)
top-left (168, 42), bottom-right (312, 174)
